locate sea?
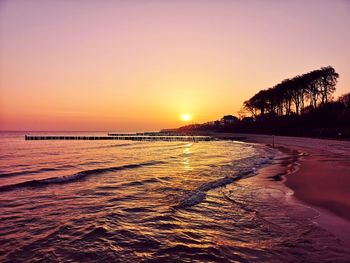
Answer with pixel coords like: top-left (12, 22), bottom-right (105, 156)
top-left (0, 131), bottom-right (349, 262)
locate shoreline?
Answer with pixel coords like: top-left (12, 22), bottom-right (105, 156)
top-left (203, 131), bottom-right (350, 245)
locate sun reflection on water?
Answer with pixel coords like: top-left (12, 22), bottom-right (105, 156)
top-left (182, 143), bottom-right (192, 171)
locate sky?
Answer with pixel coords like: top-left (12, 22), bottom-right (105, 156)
top-left (0, 0), bottom-right (349, 131)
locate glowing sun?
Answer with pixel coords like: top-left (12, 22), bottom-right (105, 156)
top-left (181, 114), bottom-right (192, 122)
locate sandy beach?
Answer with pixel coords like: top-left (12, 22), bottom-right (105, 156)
top-left (205, 132), bottom-right (350, 245)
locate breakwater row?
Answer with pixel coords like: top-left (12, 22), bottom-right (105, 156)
top-left (24, 134), bottom-right (213, 142)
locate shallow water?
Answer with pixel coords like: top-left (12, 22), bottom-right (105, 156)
top-left (0, 132), bottom-right (349, 262)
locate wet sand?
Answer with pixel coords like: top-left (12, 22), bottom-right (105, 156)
top-left (204, 132), bottom-right (350, 245)
top-left (285, 148), bottom-right (350, 220)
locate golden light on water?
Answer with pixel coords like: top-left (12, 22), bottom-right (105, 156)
top-left (181, 114), bottom-right (192, 122)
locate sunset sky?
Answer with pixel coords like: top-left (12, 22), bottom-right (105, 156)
top-left (0, 0), bottom-right (349, 131)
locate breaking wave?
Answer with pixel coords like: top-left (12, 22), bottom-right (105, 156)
top-left (0, 161), bottom-right (164, 192)
top-left (176, 156), bottom-right (273, 208)
top-left (175, 169), bottom-right (254, 208)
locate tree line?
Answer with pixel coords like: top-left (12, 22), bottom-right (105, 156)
top-left (177, 65), bottom-right (350, 138)
top-left (243, 66), bottom-right (339, 117)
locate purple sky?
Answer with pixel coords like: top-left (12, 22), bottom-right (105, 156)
top-left (0, 0), bottom-right (349, 131)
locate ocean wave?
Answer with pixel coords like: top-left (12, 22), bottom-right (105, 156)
top-left (175, 155), bottom-right (274, 208)
top-left (175, 169), bottom-right (254, 208)
top-left (0, 167), bottom-right (66, 178)
top-left (230, 155), bottom-right (272, 170)
top-left (0, 161), bottom-right (164, 192)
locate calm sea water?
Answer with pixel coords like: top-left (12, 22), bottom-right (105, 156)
top-left (0, 132), bottom-right (349, 262)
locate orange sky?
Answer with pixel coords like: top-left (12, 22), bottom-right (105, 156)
top-left (0, 0), bottom-right (349, 131)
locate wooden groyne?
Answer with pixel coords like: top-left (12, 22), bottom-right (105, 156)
top-left (107, 132), bottom-right (185, 136)
top-left (24, 135), bottom-right (213, 142)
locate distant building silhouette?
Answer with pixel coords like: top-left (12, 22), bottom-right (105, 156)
top-left (220, 115), bottom-right (238, 125)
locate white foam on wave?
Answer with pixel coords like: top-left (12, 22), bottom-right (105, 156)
top-left (176, 152), bottom-right (275, 208)
top-left (176, 169), bottom-right (254, 208)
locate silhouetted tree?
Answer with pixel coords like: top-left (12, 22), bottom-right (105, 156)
top-left (305, 70), bottom-right (321, 109)
top-left (243, 100), bottom-right (257, 117)
top-left (243, 66), bottom-right (338, 117)
top-left (339, 92), bottom-right (350, 110)
top-left (290, 75), bottom-right (305, 115)
top-left (319, 66), bottom-right (339, 104)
